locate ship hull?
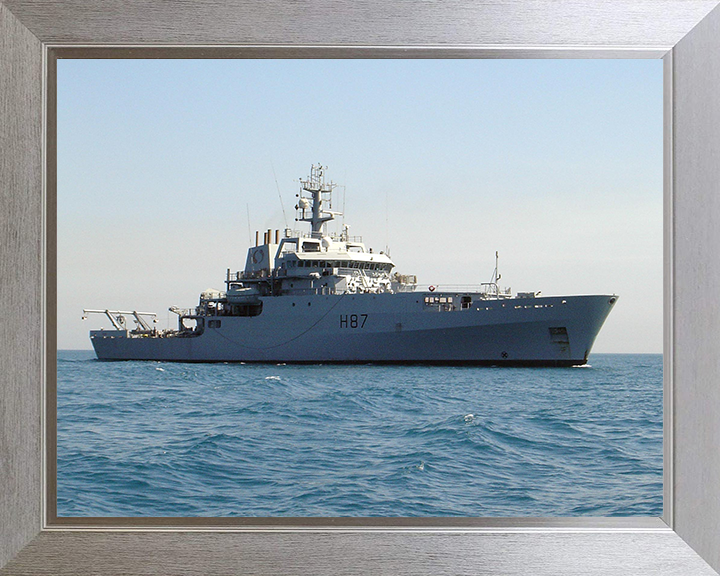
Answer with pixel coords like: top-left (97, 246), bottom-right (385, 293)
top-left (90, 294), bottom-right (616, 365)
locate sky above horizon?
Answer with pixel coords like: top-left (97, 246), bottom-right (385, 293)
top-left (58, 59), bottom-right (663, 353)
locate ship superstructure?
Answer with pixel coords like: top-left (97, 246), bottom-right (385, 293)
top-left (84, 165), bottom-right (617, 365)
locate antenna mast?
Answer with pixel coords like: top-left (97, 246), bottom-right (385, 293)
top-left (491, 251), bottom-right (501, 284)
top-left (296, 164), bottom-right (340, 237)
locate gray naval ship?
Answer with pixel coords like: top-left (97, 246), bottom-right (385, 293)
top-left (84, 164), bottom-right (617, 365)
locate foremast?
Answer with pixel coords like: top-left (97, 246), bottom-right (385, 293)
top-left (296, 164), bottom-right (341, 237)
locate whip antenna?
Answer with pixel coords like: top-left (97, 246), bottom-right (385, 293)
top-left (385, 188), bottom-right (389, 255)
top-left (246, 203), bottom-right (252, 245)
top-left (271, 161), bottom-right (289, 229)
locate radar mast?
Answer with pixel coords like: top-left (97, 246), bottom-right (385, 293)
top-left (296, 164), bottom-right (341, 237)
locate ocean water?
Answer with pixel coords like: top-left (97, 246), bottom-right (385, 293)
top-left (57, 351), bottom-right (662, 517)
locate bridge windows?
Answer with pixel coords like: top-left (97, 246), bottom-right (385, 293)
top-left (279, 239), bottom-right (298, 254)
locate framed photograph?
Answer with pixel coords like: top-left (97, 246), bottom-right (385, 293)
top-left (2, 1), bottom-right (720, 575)
top-left (54, 57), bottom-right (663, 521)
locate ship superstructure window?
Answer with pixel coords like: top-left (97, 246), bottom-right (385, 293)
top-left (279, 239), bottom-right (298, 254)
top-left (302, 241), bottom-right (321, 252)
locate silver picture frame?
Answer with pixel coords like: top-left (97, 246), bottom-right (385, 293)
top-left (2, 1), bottom-right (720, 574)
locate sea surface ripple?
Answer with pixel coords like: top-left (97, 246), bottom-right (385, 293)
top-left (57, 352), bottom-right (662, 517)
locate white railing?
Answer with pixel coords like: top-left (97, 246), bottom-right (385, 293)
top-left (422, 284), bottom-right (513, 296)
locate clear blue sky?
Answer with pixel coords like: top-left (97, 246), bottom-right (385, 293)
top-left (58, 59), bottom-right (663, 352)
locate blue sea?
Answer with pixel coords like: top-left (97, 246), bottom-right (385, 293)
top-left (57, 351), bottom-right (662, 517)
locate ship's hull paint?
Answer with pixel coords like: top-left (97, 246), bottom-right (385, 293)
top-left (90, 294), bottom-right (616, 365)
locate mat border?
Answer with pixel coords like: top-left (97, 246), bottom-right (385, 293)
top-left (2, 1), bottom-right (720, 574)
